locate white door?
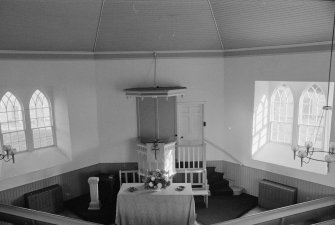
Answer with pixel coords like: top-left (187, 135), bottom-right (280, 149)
top-left (177, 102), bottom-right (204, 145)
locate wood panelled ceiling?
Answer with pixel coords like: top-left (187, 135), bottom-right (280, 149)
top-left (0, 0), bottom-right (334, 52)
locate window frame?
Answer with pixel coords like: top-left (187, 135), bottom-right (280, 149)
top-left (28, 89), bottom-right (56, 150)
top-left (269, 84), bottom-right (294, 145)
top-left (0, 91), bottom-right (27, 153)
top-left (0, 89), bottom-right (57, 153)
top-left (298, 84), bottom-right (326, 150)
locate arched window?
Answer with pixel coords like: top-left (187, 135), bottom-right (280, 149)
top-left (0, 92), bottom-right (26, 151)
top-left (252, 95), bottom-right (268, 154)
top-left (298, 84), bottom-right (326, 149)
top-left (29, 90), bottom-right (54, 148)
top-left (270, 85), bottom-right (294, 144)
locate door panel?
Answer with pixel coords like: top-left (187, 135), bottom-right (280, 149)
top-left (177, 103), bottom-right (204, 145)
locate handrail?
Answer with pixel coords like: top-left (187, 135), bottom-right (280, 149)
top-left (314, 219), bottom-right (335, 225)
top-left (204, 139), bottom-right (243, 166)
top-left (214, 196), bottom-right (335, 225)
top-left (0, 203), bottom-right (101, 225)
top-left (176, 144), bottom-right (204, 147)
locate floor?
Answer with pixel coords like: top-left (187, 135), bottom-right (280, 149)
top-left (63, 193), bottom-right (258, 225)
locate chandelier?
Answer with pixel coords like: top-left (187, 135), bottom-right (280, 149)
top-left (291, 13), bottom-right (335, 172)
top-left (0, 145), bottom-right (16, 163)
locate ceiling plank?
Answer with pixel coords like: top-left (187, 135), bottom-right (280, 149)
top-left (95, 0), bottom-right (221, 51)
top-left (0, 0), bottom-right (102, 51)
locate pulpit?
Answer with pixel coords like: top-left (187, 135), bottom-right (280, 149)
top-left (137, 142), bottom-right (176, 176)
top-left (124, 85), bottom-right (186, 177)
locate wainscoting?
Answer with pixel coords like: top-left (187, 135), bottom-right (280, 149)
top-left (0, 162), bottom-right (137, 206)
top-left (0, 160), bottom-right (334, 207)
top-left (207, 160), bottom-right (335, 203)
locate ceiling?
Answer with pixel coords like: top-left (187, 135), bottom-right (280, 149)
top-left (0, 0), bottom-right (334, 52)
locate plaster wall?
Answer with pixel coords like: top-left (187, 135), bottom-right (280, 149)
top-left (223, 51), bottom-right (335, 187)
top-left (0, 56), bottom-right (227, 191)
top-left (0, 56), bottom-right (100, 191)
top-left (94, 57), bottom-right (226, 163)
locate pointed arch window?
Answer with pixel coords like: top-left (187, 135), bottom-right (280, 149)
top-left (29, 90), bottom-right (54, 149)
top-left (0, 92), bottom-right (27, 151)
top-left (298, 84), bottom-right (326, 149)
top-left (270, 85), bottom-right (294, 144)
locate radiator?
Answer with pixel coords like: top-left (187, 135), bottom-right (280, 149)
top-left (24, 184), bottom-right (64, 214)
top-left (258, 179), bottom-right (297, 210)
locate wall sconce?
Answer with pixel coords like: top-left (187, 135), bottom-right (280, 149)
top-left (1, 145), bottom-right (16, 163)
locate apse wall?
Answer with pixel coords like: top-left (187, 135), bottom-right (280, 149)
top-left (223, 51), bottom-right (335, 188)
top-left (0, 55), bottom-right (100, 191)
top-left (94, 56), bottom-right (226, 163)
top-left (1, 51), bottom-right (332, 192)
top-left (0, 55), bottom-right (227, 191)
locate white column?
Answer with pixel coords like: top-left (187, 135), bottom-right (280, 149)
top-left (88, 177), bottom-right (100, 210)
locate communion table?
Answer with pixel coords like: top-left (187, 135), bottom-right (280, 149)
top-left (115, 183), bottom-right (196, 225)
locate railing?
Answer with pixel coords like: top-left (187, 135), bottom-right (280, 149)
top-left (176, 144), bottom-right (206, 170)
top-left (214, 196), bottom-right (335, 225)
top-left (314, 219), bottom-right (335, 225)
top-left (0, 203), bottom-right (100, 225)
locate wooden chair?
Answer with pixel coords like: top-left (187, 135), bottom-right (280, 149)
top-left (184, 169), bottom-right (209, 208)
top-left (119, 170), bottom-right (142, 186)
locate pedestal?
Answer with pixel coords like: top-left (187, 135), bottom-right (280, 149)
top-left (88, 177), bottom-right (100, 210)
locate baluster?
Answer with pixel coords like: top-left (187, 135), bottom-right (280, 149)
top-left (198, 172), bottom-right (201, 185)
top-left (178, 146), bottom-right (181, 169)
top-left (188, 146), bottom-right (190, 168)
top-left (192, 147), bottom-right (195, 169)
top-left (203, 143), bottom-right (206, 169)
top-left (197, 147), bottom-right (200, 168)
top-left (183, 147), bottom-right (185, 169)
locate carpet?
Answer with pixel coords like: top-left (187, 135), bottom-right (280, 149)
top-left (64, 194), bottom-right (116, 224)
top-left (195, 193), bottom-right (258, 225)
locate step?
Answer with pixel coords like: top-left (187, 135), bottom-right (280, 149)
top-left (230, 186), bottom-right (244, 196)
top-left (211, 187), bottom-right (233, 196)
top-left (207, 172), bottom-right (225, 183)
top-left (209, 179), bottom-right (230, 189)
top-left (206, 166), bottom-right (216, 176)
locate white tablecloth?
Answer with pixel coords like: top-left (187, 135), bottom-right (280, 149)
top-left (115, 183), bottom-right (196, 225)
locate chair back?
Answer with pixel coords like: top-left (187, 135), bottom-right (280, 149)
top-left (184, 169), bottom-right (208, 190)
top-left (119, 170), bottom-right (142, 186)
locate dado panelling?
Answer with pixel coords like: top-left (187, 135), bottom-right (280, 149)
top-left (0, 163), bottom-right (137, 206)
top-left (208, 161), bottom-right (335, 203)
top-left (0, 161), bottom-right (334, 206)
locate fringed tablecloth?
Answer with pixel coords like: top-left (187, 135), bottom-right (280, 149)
top-left (115, 183), bottom-right (196, 225)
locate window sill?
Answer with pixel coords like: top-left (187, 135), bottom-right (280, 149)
top-left (252, 142), bottom-right (328, 175)
top-left (0, 145), bottom-right (71, 180)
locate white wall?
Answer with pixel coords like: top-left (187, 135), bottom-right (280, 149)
top-left (223, 51), bottom-right (335, 187)
top-left (0, 56), bottom-right (100, 190)
top-left (1, 51), bottom-right (334, 191)
top-left (94, 57), bottom-right (226, 163)
top-left (1, 51), bottom-right (334, 192)
top-left (0, 55), bottom-right (226, 190)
